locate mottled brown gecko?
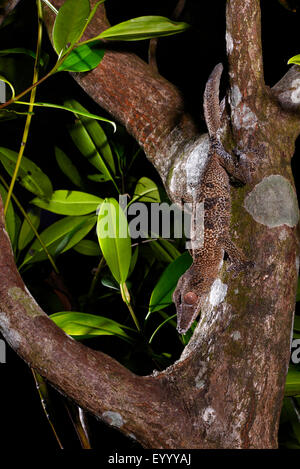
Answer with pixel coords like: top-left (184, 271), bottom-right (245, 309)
top-left (173, 63), bottom-right (252, 334)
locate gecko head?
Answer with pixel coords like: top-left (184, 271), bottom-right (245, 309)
top-left (173, 272), bottom-right (201, 334)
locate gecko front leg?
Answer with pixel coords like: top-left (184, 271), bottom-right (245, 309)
top-left (173, 63), bottom-right (252, 334)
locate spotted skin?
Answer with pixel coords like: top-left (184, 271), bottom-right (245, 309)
top-left (173, 64), bottom-right (251, 334)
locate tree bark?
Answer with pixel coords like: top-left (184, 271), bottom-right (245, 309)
top-left (0, 0), bottom-right (300, 448)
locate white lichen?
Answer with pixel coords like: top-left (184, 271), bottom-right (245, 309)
top-left (209, 278), bottom-right (228, 307)
top-left (102, 411), bottom-right (124, 428)
top-left (291, 79), bottom-right (300, 103)
top-left (296, 256), bottom-right (300, 274)
top-left (202, 407), bottom-right (216, 425)
top-left (195, 361), bottom-right (208, 389)
top-left (233, 104), bottom-right (258, 130)
top-left (0, 313), bottom-right (21, 349)
top-left (230, 85), bottom-right (242, 108)
top-left (231, 331), bottom-right (241, 341)
top-left (244, 175), bottom-right (299, 228)
top-left (185, 135), bottom-right (210, 198)
top-left (226, 31), bottom-right (234, 54)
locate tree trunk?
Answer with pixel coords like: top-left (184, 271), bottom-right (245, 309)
top-left (0, 0), bottom-right (300, 448)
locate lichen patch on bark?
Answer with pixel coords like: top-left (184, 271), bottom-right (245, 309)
top-left (209, 278), bottom-right (228, 307)
top-left (243, 175), bottom-right (299, 227)
top-left (102, 410), bottom-right (124, 428)
top-left (8, 287), bottom-right (44, 318)
top-left (0, 313), bottom-right (21, 349)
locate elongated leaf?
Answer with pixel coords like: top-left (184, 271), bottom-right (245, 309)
top-left (57, 41), bottom-right (105, 72)
top-left (149, 238), bottom-right (181, 263)
top-left (0, 48), bottom-right (45, 66)
top-left (97, 198), bottom-right (131, 283)
top-left (53, 0), bottom-right (90, 55)
top-left (149, 251), bottom-right (192, 313)
top-left (0, 183), bottom-right (16, 245)
top-left (95, 16), bottom-right (190, 41)
top-left (87, 173), bottom-right (111, 182)
top-left (66, 99), bottom-right (116, 178)
top-left (18, 207), bottom-right (41, 251)
top-left (15, 101), bottom-right (116, 130)
top-left (20, 215), bottom-right (96, 267)
top-left (0, 147), bottom-right (53, 198)
top-left (131, 177), bottom-right (160, 203)
top-left (73, 239), bottom-right (101, 256)
top-left (49, 311), bottom-right (131, 341)
top-left (288, 54), bottom-right (300, 65)
top-left (55, 147), bottom-right (82, 187)
top-left (285, 365), bottom-right (300, 396)
top-left (128, 245), bottom-right (138, 277)
top-left (31, 190), bottom-right (102, 216)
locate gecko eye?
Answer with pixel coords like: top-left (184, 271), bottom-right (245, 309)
top-left (183, 291), bottom-right (198, 305)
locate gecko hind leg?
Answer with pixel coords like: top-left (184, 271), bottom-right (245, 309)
top-left (222, 237), bottom-right (254, 274)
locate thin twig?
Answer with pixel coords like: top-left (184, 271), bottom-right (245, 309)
top-left (4, 0), bottom-right (43, 216)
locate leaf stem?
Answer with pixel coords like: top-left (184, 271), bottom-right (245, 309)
top-left (3, 0), bottom-right (43, 216)
top-left (31, 369), bottom-right (64, 449)
top-left (88, 256), bottom-right (106, 298)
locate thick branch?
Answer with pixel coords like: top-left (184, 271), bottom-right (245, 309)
top-left (226, 0), bottom-right (264, 98)
top-left (0, 196), bottom-right (191, 448)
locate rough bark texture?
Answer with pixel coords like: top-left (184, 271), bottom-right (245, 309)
top-left (0, 0), bottom-right (300, 449)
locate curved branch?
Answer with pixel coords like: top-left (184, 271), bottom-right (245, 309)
top-left (0, 196), bottom-right (190, 448)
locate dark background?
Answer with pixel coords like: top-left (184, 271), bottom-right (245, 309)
top-left (1, 0), bottom-right (300, 451)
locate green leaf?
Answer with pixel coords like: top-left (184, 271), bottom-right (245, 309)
top-left (15, 100), bottom-right (116, 131)
top-left (57, 41), bottom-right (105, 72)
top-left (52, 0), bottom-right (91, 56)
top-left (87, 173), bottom-right (111, 182)
top-left (20, 215), bottom-right (96, 267)
top-left (73, 239), bottom-right (101, 256)
top-left (288, 54), bottom-right (300, 65)
top-left (31, 190), bottom-right (102, 216)
top-left (55, 147), bottom-right (82, 187)
top-left (49, 311), bottom-right (131, 341)
top-left (128, 245), bottom-right (139, 277)
top-left (131, 177), bottom-right (160, 203)
top-left (97, 198), bottom-right (131, 283)
top-left (66, 99), bottom-right (116, 180)
top-left (94, 16), bottom-right (190, 42)
top-left (18, 207), bottom-right (41, 251)
top-left (0, 183), bottom-right (16, 245)
top-left (285, 365), bottom-right (300, 396)
top-left (0, 48), bottom-right (45, 66)
top-left (149, 238), bottom-right (181, 263)
top-left (149, 251), bottom-right (192, 313)
top-left (0, 147), bottom-right (53, 199)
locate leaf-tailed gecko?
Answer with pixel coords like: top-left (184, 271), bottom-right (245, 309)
top-left (173, 63), bottom-right (252, 334)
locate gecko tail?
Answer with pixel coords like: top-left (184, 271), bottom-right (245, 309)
top-left (203, 62), bottom-right (224, 140)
